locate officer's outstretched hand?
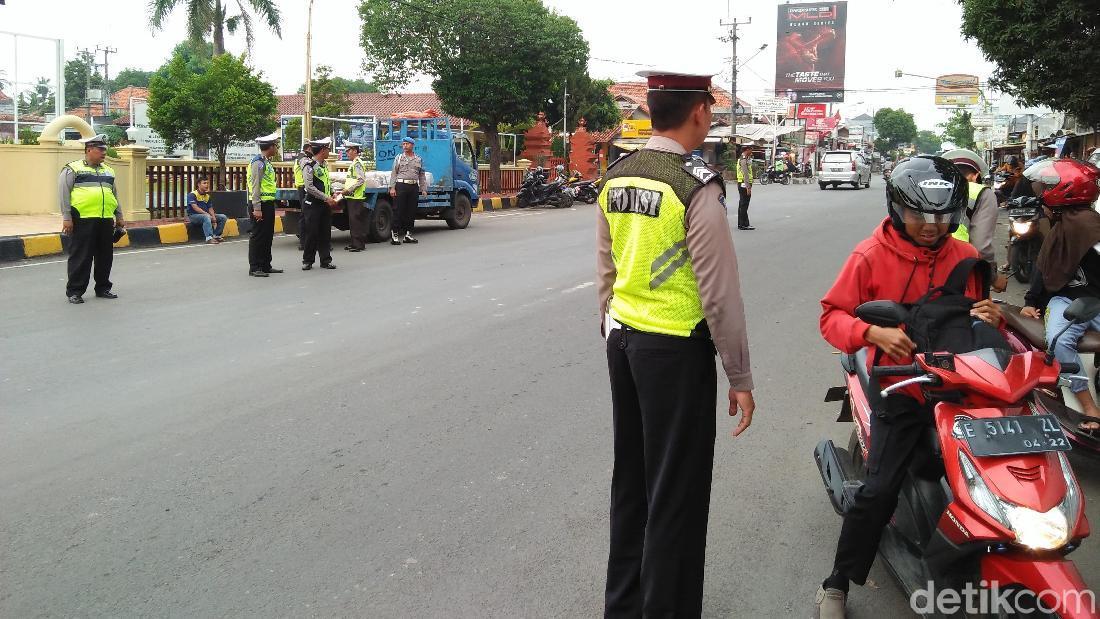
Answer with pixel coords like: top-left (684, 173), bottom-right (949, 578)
top-left (729, 389), bottom-right (755, 437)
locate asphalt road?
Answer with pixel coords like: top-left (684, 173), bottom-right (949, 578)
top-left (2, 181), bottom-right (1099, 618)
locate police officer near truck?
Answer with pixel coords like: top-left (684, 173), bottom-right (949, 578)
top-left (301, 136), bottom-right (337, 270)
top-left (342, 141), bottom-right (369, 252)
top-left (596, 69), bottom-right (756, 617)
top-left (61, 134), bottom-right (126, 303)
top-left (388, 136), bottom-right (427, 245)
top-left (293, 142), bottom-right (314, 251)
top-left (247, 131), bottom-right (284, 277)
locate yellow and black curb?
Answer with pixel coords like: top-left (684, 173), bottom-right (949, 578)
top-left (474, 196), bottom-right (517, 212)
top-left (0, 216), bottom-right (286, 262)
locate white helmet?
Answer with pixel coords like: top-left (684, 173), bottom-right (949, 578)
top-left (941, 148), bottom-right (989, 179)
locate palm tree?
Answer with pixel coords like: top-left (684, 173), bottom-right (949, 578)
top-left (148, 0), bottom-right (282, 56)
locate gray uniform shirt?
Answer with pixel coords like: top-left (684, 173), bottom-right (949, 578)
top-left (967, 187), bottom-right (999, 270)
top-left (59, 163), bottom-right (122, 221)
top-left (249, 157), bottom-right (268, 208)
top-left (596, 135), bottom-right (754, 391)
top-left (390, 153), bottom-right (427, 192)
top-left (302, 159), bottom-right (331, 201)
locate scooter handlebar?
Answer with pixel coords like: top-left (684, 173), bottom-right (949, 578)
top-left (871, 363), bottom-right (922, 377)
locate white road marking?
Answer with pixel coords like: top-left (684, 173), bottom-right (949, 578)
top-left (0, 237), bottom-right (251, 270)
top-left (562, 281), bottom-right (594, 294)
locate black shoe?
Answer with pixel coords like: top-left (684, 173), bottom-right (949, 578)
top-left (320, 263), bottom-right (337, 269)
top-left (347, 247), bottom-right (364, 252)
top-left (95, 291), bottom-right (118, 299)
top-left (391, 231), bottom-right (402, 245)
top-left (738, 225), bottom-right (756, 231)
top-left (67, 295), bottom-right (84, 304)
top-left (262, 267), bottom-right (284, 274)
top-left (249, 270), bottom-right (269, 277)
top-left (302, 263), bottom-right (313, 270)
top-left (403, 233), bottom-right (419, 244)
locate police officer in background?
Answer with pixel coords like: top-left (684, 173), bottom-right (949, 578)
top-left (61, 134), bottom-right (125, 303)
top-left (293, 142), bottom-right (314, 251)
top-left (596, 69), bottom-right (756, 617)
top-left (301, 136), bottom-right (337, 270)
top-left (342, 141), bottom-right (369, 252)
top-left (247, 132), bottom-right (284, 277)
top-left (388, 136), bottom-right (427, 245)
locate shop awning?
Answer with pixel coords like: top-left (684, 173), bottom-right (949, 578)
top-left (612, 139), bottom-right (648, 151)
top-left (709, 124), bottom-right (802, 142)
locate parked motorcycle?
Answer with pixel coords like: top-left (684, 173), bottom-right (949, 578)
top-left (516, 167), bottom-right (574, 209)
top-left (816, 298), bottom-right (1097, 618)
top-left (562, 169), bottom-right (599, 204)
top-left (1000, 301), bottom-right (1100, 457)
top-left (1006, 196), bottom-right (1044, 284)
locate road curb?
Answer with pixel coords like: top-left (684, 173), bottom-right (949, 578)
top-left (475, 196), bottom-right (516, 212)
top-left (0, 215), bottom-right (282, 262)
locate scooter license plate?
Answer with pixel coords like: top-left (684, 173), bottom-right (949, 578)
top-left (1008, 208), bottom-right (1037, 218)
top-left (954, 414), bottom-right (1071, 457)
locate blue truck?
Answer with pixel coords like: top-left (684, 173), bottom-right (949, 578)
top-left (280, 116), bottom-right (479, 241)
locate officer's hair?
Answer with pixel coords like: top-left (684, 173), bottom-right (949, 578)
top-left (197, 176), bottom-right (210, 186)
top-left (648, 91), bottom-right (711, 131)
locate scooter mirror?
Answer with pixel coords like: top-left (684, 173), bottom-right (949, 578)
top-left (855, 300), bottom-right (908, 328)
top-left (1064, 297), bottom-right (1100, 325)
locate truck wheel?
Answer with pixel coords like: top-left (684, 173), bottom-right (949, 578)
top-left (367, 198), bottom-right (393, 243)
top-left (446, 193), bottom-right (472, 229)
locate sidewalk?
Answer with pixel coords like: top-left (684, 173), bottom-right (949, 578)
top-left (0, 214), bottom-right (63, 237)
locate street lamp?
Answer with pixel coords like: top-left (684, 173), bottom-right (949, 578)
top-left (304, 0), bottom-right (315, 142)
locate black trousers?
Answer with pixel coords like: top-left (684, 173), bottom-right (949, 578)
top-left (301, 201), bottom-right (332, 265)
top-left (248, 201), bottom-right (275, 272)
top-left (346, 198), bottom-right (368, 249)
top-left (737, 185), bottom-right (751, 228)
top-left (66, 214), bottom-right (114, 297)
top-left (393, 184), bottom-right (419, 235)
top-left (832, 396), bottom-right (932, 585)
top-left (605, 327), bottom-right (718, 618)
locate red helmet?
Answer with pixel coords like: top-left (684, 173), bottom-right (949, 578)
top-left (1023, 158), bottom-right (1100, 207)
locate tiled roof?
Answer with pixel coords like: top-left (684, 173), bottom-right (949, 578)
top-left (609, 81), bottom-right (743, 118)
top-left (0, 91), bottom-right (11, 102)
top-left (277, 92), bottom-right (466, 122)
top-left (64, 86), bottom-right (151, 118)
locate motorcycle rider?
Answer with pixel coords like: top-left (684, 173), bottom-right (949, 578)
top-left (814, 155), bottom-right (1003, 619)
top-left (1019, 158), bottom-right (1100, 432)
top-left (944, 149), bottom-right (1008, 292)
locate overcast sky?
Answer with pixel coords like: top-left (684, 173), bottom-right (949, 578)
top-left (1, 0), bottom-right (1006, 130)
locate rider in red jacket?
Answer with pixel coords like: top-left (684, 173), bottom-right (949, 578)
top-left (813, 156), bottom-right (1003, 619)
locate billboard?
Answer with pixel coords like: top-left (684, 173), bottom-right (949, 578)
top-left (797, 103), bottom-right (828, 119)
top-left (775, 2), bottom-right (847, 103)
top-left (935, 74), bottom-right (980, 106)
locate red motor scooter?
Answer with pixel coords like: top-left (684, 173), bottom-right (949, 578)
top-left (815, 298), bottom-right (1100, 618)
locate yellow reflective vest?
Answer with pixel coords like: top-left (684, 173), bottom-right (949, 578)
top-left (247, 155), bottom-right (277, 201)
top-left (735, 157), bottom-right (754, 184)
top-left (951, 182), bottom-right (986, 243)
top-left (66, 160), bottom-right (118, 219)
top-left (345, 157), bottom-right (366, 199)
top-left (599, 149), bottom-right (720, 337)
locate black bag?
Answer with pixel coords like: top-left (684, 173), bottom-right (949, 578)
top-left (905, 258), bottom-right (1005, 354)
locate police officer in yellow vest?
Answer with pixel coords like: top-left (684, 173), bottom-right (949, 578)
top-left (342, 142), bottom-right (369, 252)
top-left (596, 69), bottom-right (756, 617)
top-left (301, 136), bottom-right (337, 270)
top-left (945, 148), bottom-right (1008, 292)
top-left (735, 146), bottom-right (755, 230)
top-left (293, 142), bottom-right (314, 251)
top-left (247, 131), bottom-right (284, 277)
top-left (61, 134), bottom-right (125, 304)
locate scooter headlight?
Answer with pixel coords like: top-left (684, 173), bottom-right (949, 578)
top-left (958, 451), bottom-right (1078, 550)
top-left (1012, 221), bottom-right (1034, 235)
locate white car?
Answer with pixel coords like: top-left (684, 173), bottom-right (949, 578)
top-left (819, 150), bottom-right (872, 190)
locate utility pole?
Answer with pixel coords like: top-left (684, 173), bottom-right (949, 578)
top-left (304, 0), bottom-right (315, 143)
top-left (96, 45), bottom-right (117, 116)
top-left (720, 17), bottom-right (750, 150)
top-left (563, 81), bottom-right (568, 169)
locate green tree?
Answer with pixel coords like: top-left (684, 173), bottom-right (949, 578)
top-left (959, 0), bottom-right (1100, 131)
top-left (359, 0), bottom-right (589, 192)
top-left (873, 107), bottom-right (917, 152)
top-left (157, 41), bottom-right (215, 80)
top-left (913, 129), bottom-right (942, 155)
top-left (149, 0), bottom-right (282, 56)
top-left (110, 68), bottom-right (155, 91)
top-left (543, 75), bottom-right (620, 134)
top-left (284, 65), bottom-right (353, 148)
top-left (19, 77), bottom-right (55, 116)
top-left (296, 76), bottom-right (379, 95)
top-left (64, 50), bottom-right (104, 110)
top-left (149, 51), bottom-right (277, 188)
top-left (939, 109), bottom-right (976, 150)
